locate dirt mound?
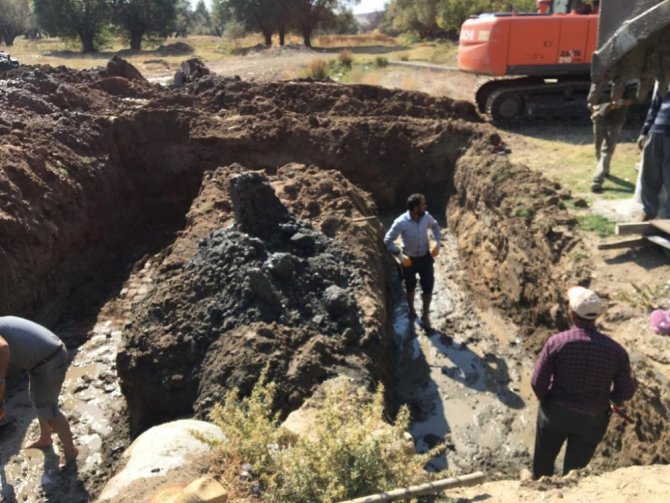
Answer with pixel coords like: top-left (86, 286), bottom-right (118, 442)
top-left (448, 141), bottom-right (590, 353)
top-left (117, 167), bottom-right (386, 432)
top-left (155, 42), bottom-right (194, 56)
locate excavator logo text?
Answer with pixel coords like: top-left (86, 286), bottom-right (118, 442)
top-left (558, 49), bottom-right (583, 64)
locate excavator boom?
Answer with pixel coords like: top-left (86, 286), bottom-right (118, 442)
top-left (590, 0), bottom-right (670, 105)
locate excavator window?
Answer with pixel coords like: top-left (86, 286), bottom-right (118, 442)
top-left (552, 0), bottom-right (594, 14)
top-left (553, 0), bottom-right (571, 13)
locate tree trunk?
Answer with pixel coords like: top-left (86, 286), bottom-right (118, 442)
top-left (263, 30), bottom-right (272, 46)
top-left (302, 28), bottom-right (312, 48)
top-left (130, 31), bottom-right (143, 51)
top-left (80, 31), bottom-right (96, 53)
top-left (279, 28), bottom-right (285, 46)
top-left (3, 34), bottom-right (16, 46)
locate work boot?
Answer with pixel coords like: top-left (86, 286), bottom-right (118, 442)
top-left (421, 294), bottom-right (431, 329)
top-left (407, 290), bottom-right (416, 320)
top-left (591, 183), bottom-right (603, 194)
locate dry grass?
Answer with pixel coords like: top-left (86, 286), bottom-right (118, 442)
top-left (338, 49), bottom-right (353, 68)
top-left (306, 58), bottom-right (329, 80)
top-left (315, 33), bottom-right (397, 48)
top-left (2, 34), bottom-right (264, 72)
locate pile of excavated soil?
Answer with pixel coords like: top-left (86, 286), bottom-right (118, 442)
top-left (117, 166), bottom-right (390, 433)
top-left (0, 59), bottom-right (668, 500)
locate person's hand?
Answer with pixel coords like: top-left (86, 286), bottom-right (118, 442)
top-left (637, 134), bottom-right (646, 151)
top-left (400, 254), bottom-right (412, 268)
top-left (430, 245), bottom-right (440, 258)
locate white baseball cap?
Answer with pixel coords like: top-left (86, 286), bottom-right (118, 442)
top-left (568, 286), bottom-right (603, 320)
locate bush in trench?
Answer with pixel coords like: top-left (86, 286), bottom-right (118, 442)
top-left (198, 369), bottom-right (443, 502)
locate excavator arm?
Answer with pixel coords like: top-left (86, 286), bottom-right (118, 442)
top-left (589, 0), bottom-right (670, 105)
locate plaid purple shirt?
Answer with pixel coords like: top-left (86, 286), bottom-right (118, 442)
top-left (531, 321), bottom-right (635, 415)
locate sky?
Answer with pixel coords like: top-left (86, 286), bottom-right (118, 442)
top-left (201, 0), bottom-right (388, 15)
top-left (352, 0), bottom-right (388, 14)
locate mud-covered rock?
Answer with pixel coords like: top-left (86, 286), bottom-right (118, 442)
top-left (105, 56), bottom-right (147, 82)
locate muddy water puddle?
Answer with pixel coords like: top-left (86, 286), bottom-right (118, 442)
top-left (0, 262), bottom-right (157, 502)
top-left (393, 232), bottom-right (538, 477)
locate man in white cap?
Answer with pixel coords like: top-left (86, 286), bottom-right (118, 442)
top-left (530, 286), bottom-right (635, 479)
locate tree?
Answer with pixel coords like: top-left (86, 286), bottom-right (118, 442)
top-left (190, 0), bottom-right (211, 34)
top-left (386, 0), bottom-right (537, 38)
top-left (228, 0), bottom-right (277, 46)
top-left (174, 0), bottom-right (192, 37)
top-left (436, 0), bottom-right (537, 33)
top-left (293, 0), bottom-right (354, 47)
top-left (211, 0), bottom-right (232, 36)
top-left (33, 0), bottom-right (111, 53)
top-left (113, 0), bottom-right (177, 50)
top-left (0, 0), bottom-right (30, 46)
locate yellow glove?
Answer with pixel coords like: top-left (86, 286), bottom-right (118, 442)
top-left (430, 245), bottom-right (440, 258)
top-left (400, 254), bottom-right (412, 268)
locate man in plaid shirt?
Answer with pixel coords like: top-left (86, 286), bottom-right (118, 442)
top-left (530, 287), bottom-right (635, 479)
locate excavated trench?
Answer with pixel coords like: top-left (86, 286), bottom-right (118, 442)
top-left (0, 61), bottom-right (668, 500)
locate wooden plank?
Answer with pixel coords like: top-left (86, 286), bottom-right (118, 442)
top-left (650, 219), bottom-right (670, 236)
top-left (340, 472), bottom-right (486, 503)
top-left (597, 237), bottom-right (649, 250)
top-left (615, 222), bottom-right (654, 236)
top-left (646, 234), bottom-right (670, 250)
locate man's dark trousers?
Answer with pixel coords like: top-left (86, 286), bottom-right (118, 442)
top-left (533, 399), bottom-right (611, 478)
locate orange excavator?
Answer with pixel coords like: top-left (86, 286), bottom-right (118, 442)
top-left (458, 0), bottom-right (601, 121)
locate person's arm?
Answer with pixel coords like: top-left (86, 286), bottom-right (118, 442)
top-left (0, 335), bottom-right (9, 405)
top-left (531, 342), bottom-right (554, 402)
top-left (383, 218), bottom-right (403, 255)
top-left (610, 353), bottom-right (636, 405)
top-left (0, 336), bottom-right (9, 382)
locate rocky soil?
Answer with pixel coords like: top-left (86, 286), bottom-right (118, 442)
top-left (0, 55), bottom-right (668, 502)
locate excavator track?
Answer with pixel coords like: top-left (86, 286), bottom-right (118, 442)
top-left (474, 76), bottom-right (592, 123)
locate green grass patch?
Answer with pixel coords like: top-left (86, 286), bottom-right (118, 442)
top-left (576, 214), bottom-right (615, 237)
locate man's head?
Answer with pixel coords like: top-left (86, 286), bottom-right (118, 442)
top-left (407, 193), bottom-right (427, 219)
top-left (567, 286), bottom-right (603, 322)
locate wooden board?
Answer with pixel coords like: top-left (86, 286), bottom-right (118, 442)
top-left (650, 219), bottom-right (670, 236)
top-left (646, 234), bottom-right (670, 250)
top-left (615, 222), bottom-right (654, 236)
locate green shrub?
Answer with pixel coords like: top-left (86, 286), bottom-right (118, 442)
top-left (307, 58), bottom-right (329, 80)
top-left (201, 371), bottom-right (442, 502)
top-left (338, 49), bottom-right (353, 68)
top-left (374, 56), bottom-right (388, 68)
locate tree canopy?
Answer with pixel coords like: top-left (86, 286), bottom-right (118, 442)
top-left (0, 0), bottom-right (30, 46)
top-left (33, 0), bottom-right (112, 53)
top-left (385, 0), bottom-right (538, 38)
